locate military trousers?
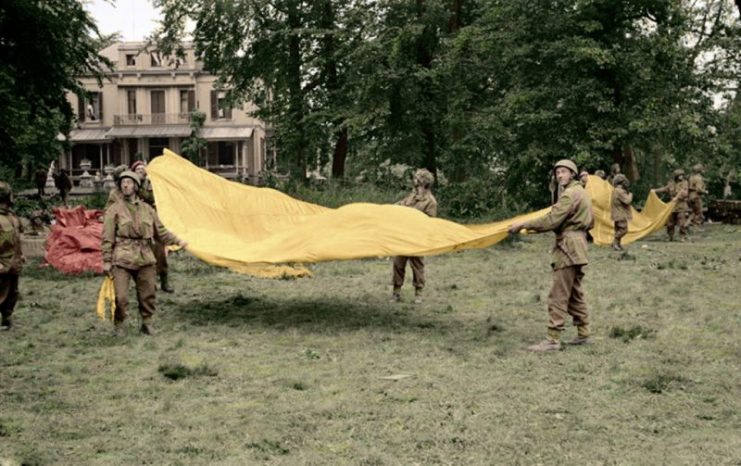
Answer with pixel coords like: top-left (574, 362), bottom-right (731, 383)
top-left (152, 238), bottom-right (168, 275)
top-left (689, 197), bottom-right (704, 226)
top-left (0, 274), bottom-right (19, 319)
top-left (112, 265), bottom-right (157, 323)
top-left (667, 211), bottom-right (689, 238)
top-left (546, 265), bottom-right (589, 337)
top-left (614, 220), bottom-right (628, 242)
top-left (392, 256), bottom-right (425, 290)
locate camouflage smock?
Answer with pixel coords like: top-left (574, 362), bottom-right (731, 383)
top-left (0, 208), bottom-right (23, 274)
top-left (688, 174), bottom-right (706, 201)
top-left (522, 180), bottom-right (593, 270)
top-left (397, 190), bottom-right (438, 217)
top-left (655, 180), bottom-right (689, 212)
top-left (611, 185), bottom-right (633, 222)
top-left (102, 196), bottom-right (179, 270)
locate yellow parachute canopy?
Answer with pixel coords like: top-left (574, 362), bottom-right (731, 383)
top-left (96, 276), bottom-right (116, 320)
top-left (147, 150), bottom-right (673, 278)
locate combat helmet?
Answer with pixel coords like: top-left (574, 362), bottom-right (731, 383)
top-left (673, 168), bottom-right (685, 179)
top-left (0, 181), bottom-right (13, 204)
top-left (117, 170), bottom-right (141, 189)
top-left (413, 168), bottom-right (435, 188)
top-left (554, 159), bottom-right (578, 176)
top-left (693, 163), bottom-right (704, 173)
top-left (612, 174), bottom-right (629, 187)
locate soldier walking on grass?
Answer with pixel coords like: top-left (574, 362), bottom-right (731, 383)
top-left (652, 169), bottom-right (690, 241)
top-left (0, 182), bottom-right (25, 330)
top-left (131, 160), bottom-right (175, 293)
top-left (611, 174), bottom-right (633, 251)
top-left (390, 168), bottom-right (438, 304)
top-left (688, 163), bottom-right (707, 227)
top-left (102, 171), bottom-right (187, 335)
top-left (508, 160), bottom-right (594, 352)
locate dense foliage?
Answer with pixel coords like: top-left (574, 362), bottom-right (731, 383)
top-left (0, 0), bottom-right (112, 186)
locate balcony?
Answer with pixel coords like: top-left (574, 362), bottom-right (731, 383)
top-left (114, 113), bottom-right (191, 125)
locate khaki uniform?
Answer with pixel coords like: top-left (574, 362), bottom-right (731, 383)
top-left (392, 191), bottom-right (438, 292)
top-left (102, 196), bottom-right (180, 324)
top-left (655, 179), bottom-right (689, 239)
top-left (611, 185), bottom-right (633, 243)
top-left (522, 180), bottom-right (593, 341)
top-left (688, 173), bottom-right (706, 226)
top-left (0, 208), bottom-right (23, 324)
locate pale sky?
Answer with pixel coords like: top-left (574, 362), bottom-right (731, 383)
top-left (85, 0), bottom-right (161, 41)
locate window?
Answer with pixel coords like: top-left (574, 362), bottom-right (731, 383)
top-left (127, 90), bottom-right (137, 115)
top-left (210, 90), bottom-right (232, 120)
top-left (150, 51), bottom-right (162, 67)
top-left (149, 137), bottom-right (169, 159)
top-left (179, 89), bottom-right (195, 115)
top-left (150, 90), bottom-right (165, 123)
top-left (126, 54), bottom-right (136, 66)
top-left (78, 92), bottom-right (103, 122)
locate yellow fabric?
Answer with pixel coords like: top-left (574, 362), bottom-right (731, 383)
top-left (96, 276), bottom-right (116, 321)
top-left (148, 150), bottom-right (674, 278)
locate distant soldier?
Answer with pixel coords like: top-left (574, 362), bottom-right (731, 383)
top-left (607, 163), bottom-right (621, 185)
top-left (27, 210), bottom-right (49, 236)
top-left (0, 182), bottom-right (25, 330)
top-left (579, 170), bottom-right (590, 188)
top-left (610, 174), bottom-right (633, 251)
top-left (53, 168), bottom-right (72, 206)
top-left (594, 169), bottom-right (607, 180)
top-left (652, 169), bottom-right (690, 241)
top-left (34, 166), bottom-right (47, 197)
top-left (508, 160), bottom-right (594, 352)
top-left (102, 171), bottom-right (187, 335)
top-left (688, 163), bottom-right (707, 226)
top-left (390, 168), bottom-right (438, 304)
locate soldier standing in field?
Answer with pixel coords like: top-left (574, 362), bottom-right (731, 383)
top-left (607, 163), bottom-right (621, 186)
top-left (508, 159), bottom-right (594, 352)
top-left (688, 163), bottom-right (707, 227)
top-left (390, 168), bottom-right (438, 304)
top-left (105, 164), bottom-right (129, 208)
top-left (611, 174), bottom-right (633, 251)
top-left (130, 160), bottom-right (174, 293)
top-left (0, 182), bottom-right (25, 330)
top-left (102, 171), bottom-right (187, 335)
top-left (652, 169), bottom-right (690, 241)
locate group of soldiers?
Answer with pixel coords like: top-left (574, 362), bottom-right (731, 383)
top-left (0, 156), bottom-right (712, 351)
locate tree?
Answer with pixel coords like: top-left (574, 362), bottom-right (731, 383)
top-left (0, 0), bottom-right (111, 184)
top-left (181, 111), bottom-right (207, 164)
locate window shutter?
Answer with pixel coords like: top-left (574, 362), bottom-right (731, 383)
top-left (78, 94), bottom-right (85, 122)
top-left (225, 105), bottom-right (232, 120)
top-left (210, 90), bottom-right (218, 119)
top-left (188, 90), bottom-right (195, 111)
top-left (98, 92), bottom-right (103, 120)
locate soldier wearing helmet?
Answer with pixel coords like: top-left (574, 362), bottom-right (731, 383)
top-left (607, 163), bottom-right (621, 186)
top-left (509, 159), bottom-right (594, 352)
top-left (105, 164), bottom-right (130, 208)
top-left (102, 170), bottom-right (187, 335)
top-left (652, 168), bottom-right (690, 241)
top-left (610, 174), bottom-right (633, 251)
top-left (0, 181), bottom-right (25, 330)
top-left (389, 168), bottom-right (438, 304)
top-left (688, 163), bottom-right (707, 226)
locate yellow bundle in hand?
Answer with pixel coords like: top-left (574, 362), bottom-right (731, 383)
top-left (96, 276), bottom-right (116, 321)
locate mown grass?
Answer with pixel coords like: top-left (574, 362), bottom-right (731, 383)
top-left (1, 224), bottom-right (740, 465)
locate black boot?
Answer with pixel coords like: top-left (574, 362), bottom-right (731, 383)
top-left (160, 273), bottom-right (174, 293)
top-left (1, 315), bottom-right (12, 330)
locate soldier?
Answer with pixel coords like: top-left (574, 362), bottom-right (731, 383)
top-left (688, 163), bottom-right (707, 226)
top-left (390, 168), bottom-right (438, 304)
top-left (0, 182), bottom-right (25, 330)
top-left (130, 160), bottom-right (173, 292)
top-left (579, 170), bottom-right (590, 188)
top-left (53, 168), bottom-right (72, 206)
top-left (594, 169), bottom-right (607, 180)
top-left (27, 210), bottom-right (49, 236)
top-left (652, 169), bottom-right (690, 241)
top-left (102, 171), bottom-right (187, 335)
top-left (611, 174), bottom-right (633, 251)
top-left (508, 159), bottom-right (594, 352)
top-left (34, 166), bottom-right (47, 197)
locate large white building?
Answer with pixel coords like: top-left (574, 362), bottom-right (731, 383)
top-left (60, 42), bottom-right (271, 184)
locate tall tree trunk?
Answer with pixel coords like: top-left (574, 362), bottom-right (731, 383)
top-left (331, 127), bottom-right (348, 178)
top-left (287, 1), bottom-right (306, 182)
top-left (416, 0), bottom-right (437, 176)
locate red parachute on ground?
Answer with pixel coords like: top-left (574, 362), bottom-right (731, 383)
top-left (44, 206), bottom-right (104, 274)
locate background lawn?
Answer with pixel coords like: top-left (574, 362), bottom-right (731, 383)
top-left (1, 224), bottom-right (739, 465)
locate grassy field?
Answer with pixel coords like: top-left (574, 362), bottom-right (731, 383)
top-left (1, 224), bottom-right (740, 465)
